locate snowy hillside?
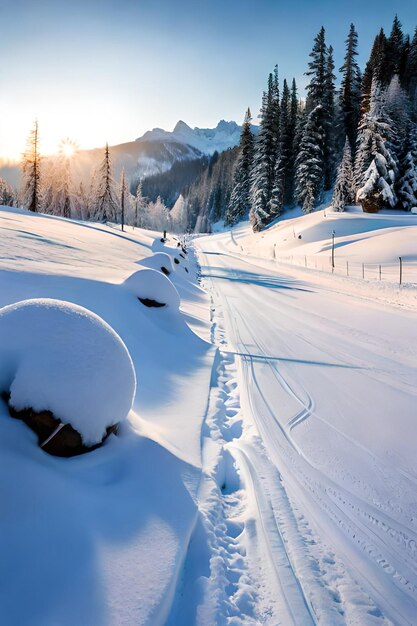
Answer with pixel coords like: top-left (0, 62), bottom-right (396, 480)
top-left (0, 206), bottom-right (214, 625)
top-left (137, 119), bottom-right (244, 156)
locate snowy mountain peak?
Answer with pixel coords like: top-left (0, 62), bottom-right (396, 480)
top-left (136, 119), bottom-right (243, 155)
top-left (173, 120), bottom-right (192, 133)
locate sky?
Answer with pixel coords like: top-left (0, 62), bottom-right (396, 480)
top-left (0, 0), bottom-right (416, 160)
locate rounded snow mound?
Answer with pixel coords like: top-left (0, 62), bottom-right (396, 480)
top-left (125, 268), bottom-right (180, 309)
top-left (137, 252), bottom-right (174, 277)
top-left (0, 299), bottom-right (136, 446)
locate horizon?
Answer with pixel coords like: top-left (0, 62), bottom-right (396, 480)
top-left (1, 0), bottom-right (416, 162)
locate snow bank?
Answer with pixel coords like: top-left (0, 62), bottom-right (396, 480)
top-left (137, 251), bottom-right (174, 276)
top-left (0, 299), bottom-right (136, 446)
top-left (124, 268), bottom-right (180, 309)
top-left (151, 236), bottom-right (189, 273)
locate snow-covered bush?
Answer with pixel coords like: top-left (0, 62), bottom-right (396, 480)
top-left (137, 252), bottom-right (174, 276)
top-left (124, 268), bottom-right (180, 309)
top-left (0, 299), bottom-right (136, 446)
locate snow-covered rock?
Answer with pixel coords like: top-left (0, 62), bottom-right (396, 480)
top-left (0, 299), bottom-right (136, 446)
top-left (124, 268), bottom-right (180, 309)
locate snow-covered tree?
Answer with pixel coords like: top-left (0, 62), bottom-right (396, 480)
top-left (385, 74), bottom-right (410, 164)
top-left (170, 194), bottom-right (188, 232)
top-left (225, 108), bottom-right (254, 225)
top-left (94, 144), bottom-right (118, 223)
top-left (397, 124), bottom-right (417, 210)
top-left (295, 105), bottom-right (325, 212)
top-left (339, 23), bottom-right (362, 152)
top-left (250, 69), bottom-right (281, 230)
top-left (295, 27), bottom-right (335, 210)
top-left (21, 120), bottom-right (41, 213)
top-left (356, 80), bottom-right (398, 211)
top-left (0, 178), bottom-right (16, 207)
top-left (404, 28), bottom-right (417, 112)
top-left (269, 79), bottom-right (293, 217)
top-left (361, 29), bottom-right (387, 115)
top-left (332, 138), bottom-right (355, 211)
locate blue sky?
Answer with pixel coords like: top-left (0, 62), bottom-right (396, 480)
top-left (0, 0), bottom-right (416, 159)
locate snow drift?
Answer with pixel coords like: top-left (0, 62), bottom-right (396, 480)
top-left (124, 268), bottom-right (180, 309)
top-left (0, 299), bottom-right (136, 446)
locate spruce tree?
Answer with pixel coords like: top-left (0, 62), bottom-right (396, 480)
top-left (250, 70), bottom-right (280, 230)
top-left (119, 169), bottom-right (128, 231)
top-left (95, 143), bottom-right (118, 223)
top-left (295, 105), bottom-right (325, 212)
top-left (339, 24), bottom-right (362, 152)
top-left (22, 120), bottom-right (41, 213)
top-left (361, 29), bottom-right (387, 115)
top-left (397, 124), bottom-right (417, 210)
top-left (270, 79), bottom-right (292, 217)
top-left (386, 15), bottom-right (405, 81)
top-left (356, 79), bottom-right (398, 211)
top-left (225, 108), bottom-right (254, 225)
top-left (332, 138), bottom-right (354, 211)
top-left (404, 28), bottom-right (417, 115)
top-left (385, 74), bottom-right (410, 166)
top-left (295, 27), bottom-right (334, 209)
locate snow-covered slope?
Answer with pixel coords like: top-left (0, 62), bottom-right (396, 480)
top-left (0, 206), bottom-right (214, 625)
top-left (137, 119), bottom-right (243, 155)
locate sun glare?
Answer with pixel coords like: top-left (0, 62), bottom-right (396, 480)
top-left (59, 138), bottom-right (77, 158)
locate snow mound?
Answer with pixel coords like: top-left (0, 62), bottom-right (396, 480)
top-left (124, 268), bottom-right (180, 309)
top-left (151, 237), bottom-right (190, 274)
top-left (0, 299), bottom-right (136, 446)
top-left (137, 252), bottom-right (174, 276)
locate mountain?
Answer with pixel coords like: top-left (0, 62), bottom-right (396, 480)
top-left (137, 120), bottom-right (242, 156)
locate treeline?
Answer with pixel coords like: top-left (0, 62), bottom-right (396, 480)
top-left (225, 16), bottom-right (417, 231)
top-left (2, 126), bottom-right (186, 232)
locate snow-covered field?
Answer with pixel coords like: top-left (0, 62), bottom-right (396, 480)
top-left (1, 205), bottom-right (416, 625)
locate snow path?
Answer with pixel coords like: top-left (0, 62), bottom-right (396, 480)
top-left (194, 234), bottom-right (417, 625)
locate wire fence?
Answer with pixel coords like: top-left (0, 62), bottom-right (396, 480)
top-left (271, 247), bottom-right (417, 286)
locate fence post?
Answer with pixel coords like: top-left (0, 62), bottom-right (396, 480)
top-left (305, 255), bottom-right (307, 267)
top-left (399, 256), bottom-right (402, 285)
top-left (379, 265), bottom-right (381, 281)
top-left (346, 260), bottom-right (349, 276)
top-left (362, 263), bottom-right (364, 279)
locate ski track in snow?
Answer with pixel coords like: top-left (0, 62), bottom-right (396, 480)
top-left (191, 236), bottom-right (417, 626)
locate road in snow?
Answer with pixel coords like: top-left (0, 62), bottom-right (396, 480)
top-left (194, 233), bottom-right (417, 625)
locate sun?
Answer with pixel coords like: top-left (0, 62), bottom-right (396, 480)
top-left (59, 138), bottom-right (78, 158)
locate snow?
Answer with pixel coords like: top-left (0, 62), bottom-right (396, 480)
top-left (137, 119), bottom-right (243, 155)
top-left (0, 298), bottom-right (136, 445)
top-left (0, 205), bottom-right (214, 625)
top-left (124, 268), bottom-right (180, 309)
top-left (2, 199), bottom-right (417, 625)
top-left (193, 217), bottom-right (417, 624)
top-left (136, 251), bottom-right (174, 275)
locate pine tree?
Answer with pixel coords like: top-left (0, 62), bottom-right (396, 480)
top-left (385, 74), bottom-right (410, 165)
top-left (324, 44), bottom-right (337, 188)
top-left (356, 79), bottom-right (398, 211)
top-left (295, 105), bottom-right (326, 212)
top-left (269, 79), bottom-right (292, 217)
top-left (0, 178), bottom-right (16, 207)
top-left (386, 15), bottom-right (405, 81)
top-left (225, 108), bottom-right (254, 225)
top-left (361, 29), bottom-right (387, 115)
top-left (397, 124), bottom-right (417, 210)
top-left (332, 138), bottom-right (354, 211)
top-left (21, 120), bottom-right (41, 213)
top-left (295, 27), bottom-right (334, 209)
top-left (339, 24), bottom-right (362, 152)
top-left (404, 28), bottom-right (417, 115)
top-left (133, 182), bottom-right (147, 228)
top-left (119, 169), bottom-right (128, 231)
top-left (250, 70), bottom-right (280, 230)
top-left (94, 143), bottom-right (118, 223)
